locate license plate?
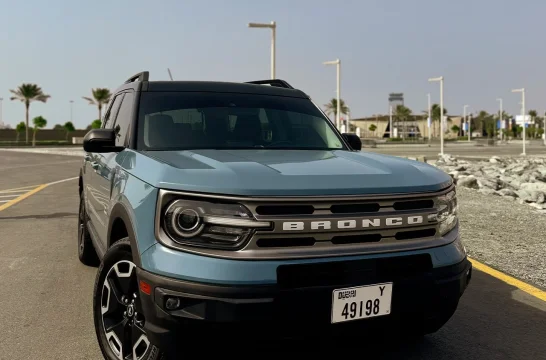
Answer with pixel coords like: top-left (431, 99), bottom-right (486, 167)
top-left (331, 282), bottom-right (393, 324)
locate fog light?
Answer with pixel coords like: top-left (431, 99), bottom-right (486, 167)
top-left (165, 297), bottom-right (181, 310)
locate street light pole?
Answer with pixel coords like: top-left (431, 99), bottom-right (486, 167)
top-left (496, 98), bottom-right (503, 141)
top-left (512, 88), bottom-right (526, 155)
top-left (323, 59), bottom-right (341, 130)
top-left (248, 21), bottom-right (276, 79)
top-left (429, 76), bottom-right (444, 156)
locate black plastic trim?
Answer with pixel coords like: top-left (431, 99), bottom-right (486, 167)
top-left (108, 202), bottom-right (143, 267)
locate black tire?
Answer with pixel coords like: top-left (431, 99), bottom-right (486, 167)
top-left (78, 192), bottom-right (100, 266)
top-left (93, 238), bottom-right (164, 360)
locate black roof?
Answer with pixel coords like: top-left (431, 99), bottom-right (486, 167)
top-left (144, 81), bottom-right (308, 98)
top-left (114, 71), bottom-right (309, 98)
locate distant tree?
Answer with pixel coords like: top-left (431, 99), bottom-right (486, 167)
top-left (324, 98), bottom-right (349, 123)
top-left (91, 119), bottom-right (102, 129)
top-left (83, 88), bottom-right (111, 121)
top-left (15, 122), bottom-right (26, 142)
top-left (32, 116), bottom-right (47, 147)
top-left (53, 124), bottom-right (64, 130)
top-left (368, 124), bottom-right (377, 135)
top-left (9, 83), bottom-right (51, 144)
top-left (451, 125), bottom-right (460, 135)
top-left (63, 121), bottom-right (76, 140)
top-left (528, 110), bottom-right (538, 138)
top-left (393, 105), bottom-right (412, 140)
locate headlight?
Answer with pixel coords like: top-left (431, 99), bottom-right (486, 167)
top-left (163, 199), bottom-right (271, 250)
top-left (431, 190), bottom-right (458, 236)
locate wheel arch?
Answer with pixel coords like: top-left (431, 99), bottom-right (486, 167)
top-left (108, 202), bottom-right (143, 267)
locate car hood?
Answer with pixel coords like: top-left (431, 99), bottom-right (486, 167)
top-left (131, 149), bottom-right (452, 196)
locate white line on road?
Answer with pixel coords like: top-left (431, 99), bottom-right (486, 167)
top-left (47, 177), bottom-right (79, 186)
top-left (0, 200), bottom-right (10, 203)
top-left (0, 195), bottom-right (20, 198)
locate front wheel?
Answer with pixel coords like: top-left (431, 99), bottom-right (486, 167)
top-left (93, 238), bottom-right (164, 360)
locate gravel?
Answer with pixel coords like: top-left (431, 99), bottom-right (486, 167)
top-left (445, 166), bottom-right (546, 289)
top-left (431, 154), bottom-right (546, 288)
top-left (435, 154), bottom-right (546, 214)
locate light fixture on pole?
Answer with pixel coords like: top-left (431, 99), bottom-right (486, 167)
top-left (511, 88), bottom-right (526, 155)
top-left (496, 98), bottom-right (503, 142)
top-left (323, 59), bottom-right (341, 130)
top-left (429, 76), bottom-right (444, 156)
top-left (463, 105), bottom-right (469, 139)
top-left (248, 21), bottom-right (276, 79)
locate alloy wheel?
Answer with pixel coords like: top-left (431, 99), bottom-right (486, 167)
top-left (101, 260), bottom-right (150, 360)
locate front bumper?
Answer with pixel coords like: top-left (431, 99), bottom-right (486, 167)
top-left (137, 253), bottom-right (472, 351)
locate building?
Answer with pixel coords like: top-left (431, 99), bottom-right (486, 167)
top-left (350, 114), bottom-right (464, 139)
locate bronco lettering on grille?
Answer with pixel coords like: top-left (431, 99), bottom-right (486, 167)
top-left (282, 215), bottom-right (424, 231)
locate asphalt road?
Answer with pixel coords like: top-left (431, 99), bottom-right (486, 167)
top-left (367, 142), bottom-right (546, 158)
top-left (0, 151), bottom-right (545, 359)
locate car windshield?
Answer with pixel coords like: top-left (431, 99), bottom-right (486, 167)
top-left (136, 91), bottom-right (346, 151)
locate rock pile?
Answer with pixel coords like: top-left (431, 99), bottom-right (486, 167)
top-left (434, 154), bottom-right (546, 212)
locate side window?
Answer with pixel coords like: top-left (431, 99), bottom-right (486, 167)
top-left (112, 92), bottom-right (134, 146)
top-left (102, 94), bottom-right (124, 129)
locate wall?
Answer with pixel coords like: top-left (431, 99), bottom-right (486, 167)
top-left (0, 129), bottom-right (89, 141)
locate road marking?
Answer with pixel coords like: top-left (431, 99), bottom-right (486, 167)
top-left (469, 258), bottom-right (546, 302)
top-left (0, 184), bottom-right (49, 211)
top-left (0, 177), bottom-right (78, 212)
top-left (0, 194), bottom-right (20, 198)
top-left (0, 185), bottom-right (42, 193)
top-left (47, 176), bottom-right (79, 186)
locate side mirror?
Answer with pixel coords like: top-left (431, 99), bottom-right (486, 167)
top-left (342, 133), bottom-right (362, 151)
top-left (83, 129), bottom-right (124, 153)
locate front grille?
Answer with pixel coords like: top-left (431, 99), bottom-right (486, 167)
top-left (238, 188), bottom-right (451, 258)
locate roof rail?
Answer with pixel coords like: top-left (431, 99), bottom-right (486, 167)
top-left (245, 79), bottom-right (294, 89)
top-left (124, 71), bottom-right (149, 84)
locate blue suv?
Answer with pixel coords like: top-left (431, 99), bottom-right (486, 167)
top-left (79, 72), bottom-right (471, 359)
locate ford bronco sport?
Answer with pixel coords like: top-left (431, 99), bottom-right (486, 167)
top-left (79, 71), bottom-right (471, 359)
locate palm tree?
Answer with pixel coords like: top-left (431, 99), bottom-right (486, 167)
top-left (430, 104), bottom-right (448, 137)
top-left (83, 88), bottom-right (112, 121)
top-left (393, 105), bottom-right (412, 139)
top-left (324, 98), bottom-right (349, 123)
top-left (32, 116), bottom-right (47, 147)
top-left (15, 122), bottom-right (26, 143)
top-left (528, 110), bottom-right (538, 138)
top-left (9, 84), bottom-right (51, 144)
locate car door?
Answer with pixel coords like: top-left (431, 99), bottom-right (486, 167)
top-left (85, 93), bottom-right (124, 246)
top-left (94, 91), bottom-right (135, 243)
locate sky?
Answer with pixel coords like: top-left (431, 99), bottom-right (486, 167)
top-left (1, 0), bottom-right (546, 129)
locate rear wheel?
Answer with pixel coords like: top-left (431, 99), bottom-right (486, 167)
top-left (78, 193), bottom-right (99, 266)
top-left (93, 238), bottom-right (164, 360)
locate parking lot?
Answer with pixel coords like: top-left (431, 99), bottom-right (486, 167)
top-left (1, 151), bottom-right (545, 359)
